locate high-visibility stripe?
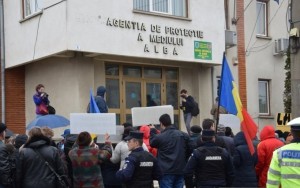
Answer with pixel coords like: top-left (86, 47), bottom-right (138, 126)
top-left (268, 167), bottom-right (281, 176)
top-left (267, 179), bottom-right (280, 185)
top-left (281, 174), bottom-right (300, 179)
top-left (281, 161), bottom-right (300, 167)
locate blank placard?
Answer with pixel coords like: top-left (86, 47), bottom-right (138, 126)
top-left (131, 105), bottom-right (174, 127)
top-left (70, 113), bottom-right (116, 134)
top-left (219, 114), bottom-right (241, 135)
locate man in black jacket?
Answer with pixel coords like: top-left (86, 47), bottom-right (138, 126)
top-left (179, 89), bottom-right (195, 135)
top-left (150, 114), bottom-right (190, 188)
top-left (0, 123), bottom-right (14, 188)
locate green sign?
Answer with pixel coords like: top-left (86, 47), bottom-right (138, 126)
top-left (194, 41), bottom-right (212, 60)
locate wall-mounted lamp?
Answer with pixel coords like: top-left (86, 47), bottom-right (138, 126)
top-left (289, 28), bottom-right (300, 53)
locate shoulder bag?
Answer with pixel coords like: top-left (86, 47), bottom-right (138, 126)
top-left (33, 149), bottom-right (69, 188)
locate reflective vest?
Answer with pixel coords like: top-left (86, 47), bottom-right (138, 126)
top-left (267, 143), bottom-right (300, 188)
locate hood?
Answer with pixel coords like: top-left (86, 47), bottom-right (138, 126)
top-left (260, 125), bottom-right (275, 141)
top-left (97, 86), bottom-right (106, 97)
top-left (139, 125), bottom-right (150, 139)
top-left (24, 135), bottom-right (50, 149)
top-left (234, 131), bottom-right (247, 146)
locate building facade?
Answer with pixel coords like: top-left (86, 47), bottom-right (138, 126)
top-left (222, 0), bottom-right (289, 132)
top-left (290, 0), bottom-right (300, 118)
top-left (3, 0), bottom-right (225, 134)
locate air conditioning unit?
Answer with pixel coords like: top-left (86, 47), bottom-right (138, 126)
top-left (225, 30), bottom-right (237, 49)
top-left (274, 38), bottom-right (289, 55)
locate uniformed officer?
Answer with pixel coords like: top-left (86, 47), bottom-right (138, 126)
top-left (116, 131), bottom-right (162, 188)
top-left (184, 129), bottom-right (234, 188)
top-left (267, 117), bottom-right (300, 188)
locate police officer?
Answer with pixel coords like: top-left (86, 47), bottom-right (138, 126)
top-left (267, 117), bottom-right (300, 188)
top-left (184, 129), bottom-right (234, 188)
top-left (116, 131), bottom-right (162, 188)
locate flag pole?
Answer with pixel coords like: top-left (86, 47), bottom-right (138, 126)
top-left (216, 52), bottom-right (226, 130)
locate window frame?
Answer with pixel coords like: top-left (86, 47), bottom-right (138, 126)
top-left (258, 79), bottom-right (270, 115)
top-left (256, 0), bottom-right (268, 37)
top-left (133, 0), bottom-right (188, 18)
top-left (22, 0), bottom-right (43, 18)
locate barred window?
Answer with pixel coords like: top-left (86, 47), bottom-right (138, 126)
top-left (133, 0), bottom-right (188, 17)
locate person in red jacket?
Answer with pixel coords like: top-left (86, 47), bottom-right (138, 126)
top-left (139, 125), bottom-right (157, 157)
top-left (255, 125), bottom-right (284, 187)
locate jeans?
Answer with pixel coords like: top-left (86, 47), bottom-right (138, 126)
top-left (184, 113), bottom-right (192, 135)
top-left (159, 174), bottom-right (184, 188)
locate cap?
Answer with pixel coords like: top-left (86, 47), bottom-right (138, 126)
top-left (191, 125), bottom-right (202, 134)
top-left (125, 131), bottom-right (144, 141)
top-left (61, 129), bottom-right (70, 137)
top-left (202, 129), bottom-right (215, 137)
top-left (15, 134), bottom-right (28, 148)
top-left (287, 117), bottom-right (300, 131)
top-left (0, 123), bottom-right (7, 133)
top-left (217, 124), bottom-right (226, 133)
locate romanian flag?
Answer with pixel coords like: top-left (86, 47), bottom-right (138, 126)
top-left (89, 89), bottom-right (100, 113)
top-left (219, 54), bottom-right (258, 155)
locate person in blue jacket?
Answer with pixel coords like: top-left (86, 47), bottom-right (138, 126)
top-left (116, 131), bottom-right (162, 188)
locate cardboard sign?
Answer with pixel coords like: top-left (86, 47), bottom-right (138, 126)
top-left (70, 113), bottom-right (116, 134)
top-left (276, 113), bottom-right (291, 132)
top-left (131, 105), bottom-right (174, 127)
top-left (97, 126), bottom-right (124, 143)
top-left (218, 114), bottom-right (241, 135)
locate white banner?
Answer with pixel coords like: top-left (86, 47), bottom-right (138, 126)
top-left (70, 113), bottom-right (116, 134)
top-left (131, 105), bottom-right (174, 127)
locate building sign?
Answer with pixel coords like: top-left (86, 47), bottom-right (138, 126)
top-left (194, 41), bottom-right (212, 60)
top-left (106, 17), bottom-right (204, 56)
top-left (276, 113), bottom-right (291, 132)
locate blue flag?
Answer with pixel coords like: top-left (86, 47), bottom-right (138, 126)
top-left (89, 89), bottom-right (100, 113)
top-left (274, 0), bottom-right (279, 4)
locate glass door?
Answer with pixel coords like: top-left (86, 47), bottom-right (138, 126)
top-left (124, 81), bottom-right (141, 123)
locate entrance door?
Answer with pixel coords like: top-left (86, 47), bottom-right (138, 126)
top-left (105, 64), bottom-right (179, 126)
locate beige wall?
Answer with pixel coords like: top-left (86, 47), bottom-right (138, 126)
top-left (25, 56), bottom-right (213, 136)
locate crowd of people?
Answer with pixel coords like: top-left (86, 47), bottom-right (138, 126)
top-left (1, 112), bottom-right (299, 188)
top-left (0, 85), bottom-right (297, 187)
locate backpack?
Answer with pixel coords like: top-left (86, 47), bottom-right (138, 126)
top-left (191, 101), bottom-right (200, 117)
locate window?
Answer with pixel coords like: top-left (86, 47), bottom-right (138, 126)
top-left (133, 0), bottom-right (187, 17)
top-left (23, 0), bottom-right (43, 18)
top-left (256, 1), bottom-right (268, 36)
top-left (258, 80), bottom-right (270, 115)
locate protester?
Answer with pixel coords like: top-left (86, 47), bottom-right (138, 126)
top-left (184, 129), bottom-right (234, 187)
top-left (150, 114), bottom-right (190, 188)
top-left (16, 127), bottom-right (66, 188)
top-left (256, 125), bottom-right (284, 187)
top-left (68, 131), bottom-right (112, 188)
top-left (179, 89), bottom-right (195, 135)
top-left (267, 117), bottom-right (300, 187)
top-left (63, 133), bottom-right (78, 187)
top-left (41, 126), bottom-right (57, 147)
top-left (188, 125), bottom-right (202, 152)
top-left (116, 131), bottom-right (162, 187)
top-left (57, 128), bottom-right (70, 153)
top-left (275, 129), bottom-right (285, 143)
top-left (232, 131), bottom-right (258, 187)
top-left (0, 123), bottom-right (14, 188)
top-left (225, 126), bottom-right (234, 137)
top-left (200, 119), bottom-right (227, 150)
top-left (110, 127), bottom-right (148, 169)
top-left (146, 94), bottom-right (157, 106)
top-left (33, 84), bottom-right (50, 116)
top-left (139, 125), bottom-right (157, 157)
top-left (210, 97), bottom-right (228, 121)
top-left (217, 124), bottom-right (235, 156)
top-left (284, 131), bottom-right (293, 144)
top-left (87, 86), bottom-right (108, 113)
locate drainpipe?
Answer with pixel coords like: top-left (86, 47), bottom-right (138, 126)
top-left (0, 0), bottom-right (5, 123)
